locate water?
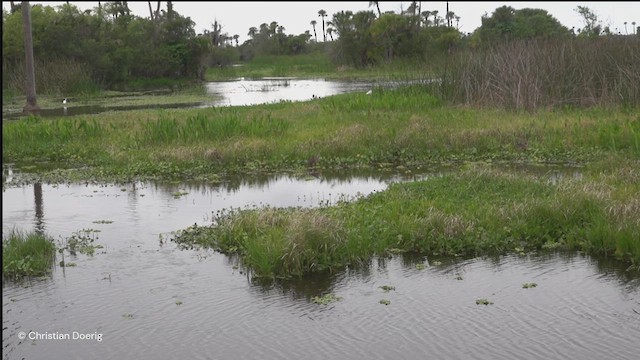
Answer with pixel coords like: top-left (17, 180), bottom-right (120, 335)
top-left (2, 78), bottom-right (379, 120)
top-left (3, 171), bottom-right (639, 360)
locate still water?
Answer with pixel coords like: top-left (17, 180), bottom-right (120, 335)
top-left (2, 78), bottom-right (378, 120)
top-left (2, 170), bottom-right (639, 360)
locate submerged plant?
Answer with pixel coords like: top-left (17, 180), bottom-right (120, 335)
top-left (522, 282), bottom-right (538, 289)
top-left (379, 299), bottom-right (391, 305)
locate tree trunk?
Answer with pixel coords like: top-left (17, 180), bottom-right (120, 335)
top-left (148, 1), bottom-right (154, 20)
top-left (22, 1), bottom-right (40, 114)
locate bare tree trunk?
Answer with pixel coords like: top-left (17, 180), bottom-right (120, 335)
top-left (22, 1), bottom-right (40, 114)
top-left (148, 1), bottom-right (154, 20)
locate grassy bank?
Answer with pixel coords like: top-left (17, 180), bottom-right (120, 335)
top-left (171, 162), bottom-right (639, 279)
top-left (205, 54), bottom-right (439, 81)
top-left (3, 85), bottom-right (639, 184)
top-left (2, 230), bottom-right (57, 279)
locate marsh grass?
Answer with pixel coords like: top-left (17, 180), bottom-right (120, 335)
top-left (2, 229), bottom-right (56, 279)
top-left (171, 164), bottom-right (639, 278)
top-left (441, 38), bottom-right (640, 110)
top-left (4, 86), bottom-right (638, 183)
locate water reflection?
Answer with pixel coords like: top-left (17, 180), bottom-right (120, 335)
top-left (203, 78), bottom-right (374, 107)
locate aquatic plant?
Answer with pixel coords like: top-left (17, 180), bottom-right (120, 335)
top-left (2, 229), bottom-right (56, 279)
top-left (379, 299), bottom-right (391, 305)
top-left (311, 293), bottom-right (342, 305)
top-left (379, 285), bottom-right (396, 292)
top-left (522, 282), bottom-right (538, 289)
top-left (476, 299), bottom-right (494, 305)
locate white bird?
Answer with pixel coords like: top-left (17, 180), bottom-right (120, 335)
top-left (366, 89), bottom-right (372, 95)
top-left (62, 98), bottom-right (67, 104)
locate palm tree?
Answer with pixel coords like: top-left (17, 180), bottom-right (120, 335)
top-left (369, 1), bottom-right (381, 17)
top-left (421, 11), bottom-right (432, 27)
top-left (624, 21), bottom-right (628, 34)
top-left (248, 26), bottom-right (258, 39)
top-left (432, 10), bottom-right (439, 26)
top-left (233, 34), bottom-right (239, 46)
top-left (446, 11), bottom-right (455, 28)
top-left (326, 27), bottom-right (334, 41)
top-left (21, 1), bottom-right (39, 113)
top-left (310, 20), bottom-right (318, 42)
top-left (318, 9), bottom-right (327, 42)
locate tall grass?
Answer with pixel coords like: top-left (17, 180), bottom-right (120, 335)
top-left (440, 37), bottom-right (640, 110)
top-left (2, 58), bottom-right (99, 97)
top-left (3, 229), bottom-right (57, 279)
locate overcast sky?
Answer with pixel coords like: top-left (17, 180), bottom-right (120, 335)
top-left (3, 2), bottom-right (639, 42)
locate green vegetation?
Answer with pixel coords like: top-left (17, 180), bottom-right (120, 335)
top-left (379, 299), bottom-right (391, 305)
top-left (170, 162), bottom-right (639, 279)
top-left (522, 283), bottom-right (538, 289)
top-left (476, 298), bottom-right (494, 305)
top-left (379, 285), bottom-right (396, 292)
top-left (4, 84), bottom-right (639, 184)
top-left (2, 229), bottom-right (56, 279)
top-left (311, 293), bottom-right (342, 305)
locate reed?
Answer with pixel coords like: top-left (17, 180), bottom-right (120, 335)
top-left (440, 37), bottom-right (640, 110)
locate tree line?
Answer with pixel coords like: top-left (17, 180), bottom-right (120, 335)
top-left (2, 1), bottom-right (637, 95)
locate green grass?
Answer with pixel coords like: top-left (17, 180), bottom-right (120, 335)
top-left (2, 229), bottom-right (57, 279)
top-left (3, 85), bottom-right (638, 184)
top-left (170, 163), bottom-right (639, 279)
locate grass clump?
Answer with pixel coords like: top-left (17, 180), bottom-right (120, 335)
top-left (171, 163), bottom-right (639, 279)
top-left (2, 229), bottom-right (56, 279)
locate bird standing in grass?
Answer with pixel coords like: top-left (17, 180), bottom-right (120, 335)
top-left (366, 89), bottom-right (372, 95)
top-left (62, 98), bottom-right (67, 104)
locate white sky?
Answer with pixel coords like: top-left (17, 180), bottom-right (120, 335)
top-left (3, 1), bottom-right (639, 42)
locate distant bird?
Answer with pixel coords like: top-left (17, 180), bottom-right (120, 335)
top-left (62, 98), bottom-right (67, 104)
top-left (366, 89), bottom-right (372, 95)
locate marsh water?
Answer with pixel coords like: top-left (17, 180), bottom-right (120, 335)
top-left (2, 166), bottom-right (640, 360)
top-left (2, 78), bottom-right (380, 120)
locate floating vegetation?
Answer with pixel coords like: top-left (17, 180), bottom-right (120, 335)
top-left (59, 261), bottom-right (77, 267)
top-left (379, 299), bottom-right (391, 305)
top-left (415, 263), bottom-right (426, 270)
top-left (431, 260), bottom-right (443, 266)
top-left (122, 313), bottom-right (134, 319)
top-left (522, 282), bottom-right (538, 289)
top-left (175, 300), bottom-right (183, 305)
top-left (60, 229), bottom-right (102, 256)
top-left (455, 276), bottom-right (464, 280)
top-left (173, 191), bottom-right (189, 199)
top-left (379, 285), bottom-right (396, 292)
top-left (311, 293), bottom-right (342, 305)
top-left (476, 298), bottom-right (494, 305)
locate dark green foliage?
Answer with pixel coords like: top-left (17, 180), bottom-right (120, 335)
top-left (473, 6), bottom-right (571, 46)
top-left (2, 2), bottom-right (208, 93)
